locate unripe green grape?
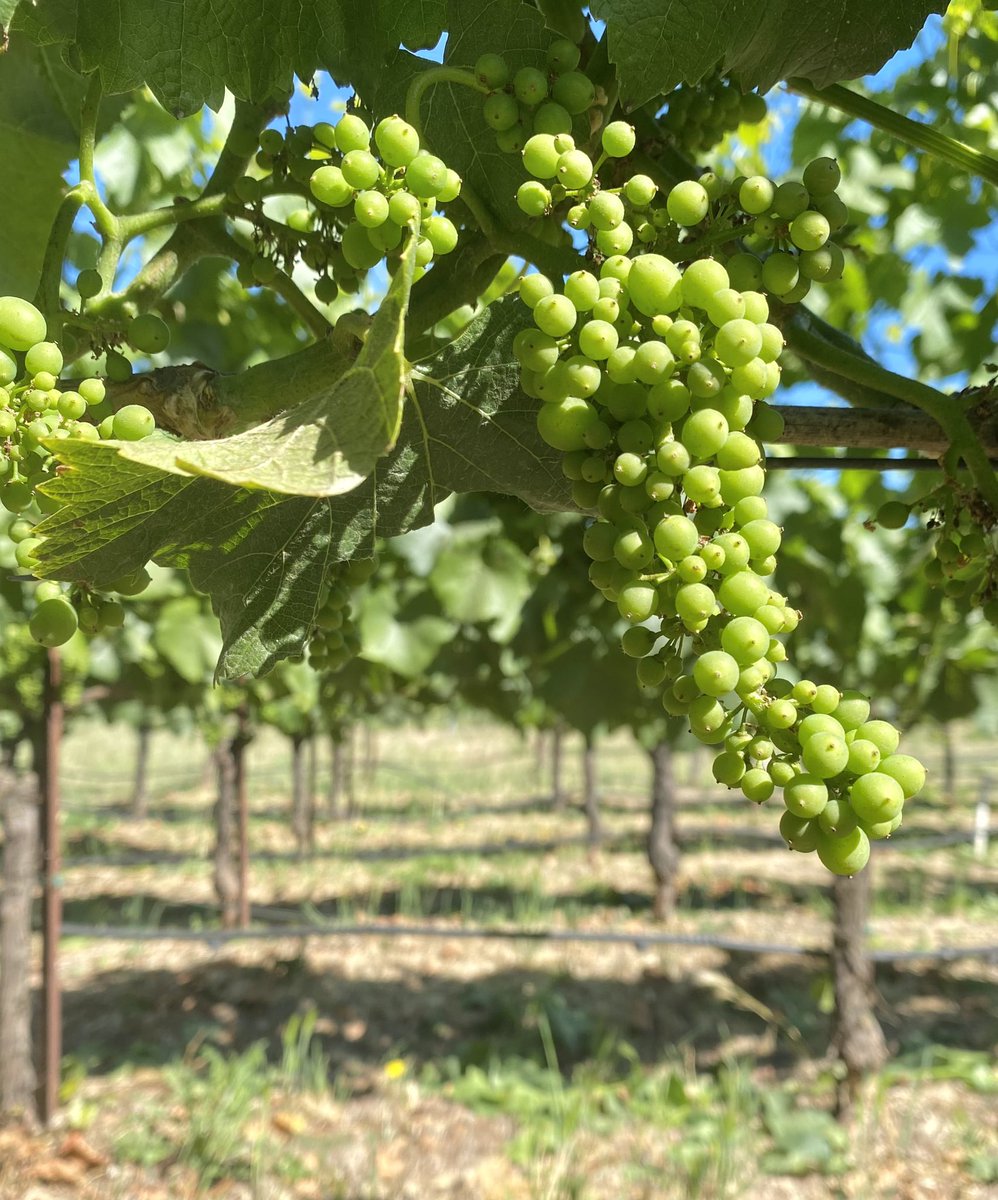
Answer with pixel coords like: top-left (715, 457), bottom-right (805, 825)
top-left (732, 496), bottom-right (768, 526)
top-left (817, 798), bottom-right (859, 837)
top-left (354, 190), bottom-right (390, 228)
top-left (602, 120), bottom-right (636, 157)
top-left (802, 733), bottom-right (849, 779)
top-left (738, 176), bottom-right (775, 215)
top-left (833, 691), bottom-right (870, 731)
top-left (676, 582), bottom-right (715, 624)
top-left (807, 684), bottom-right (839, 715)
top-left (798, 714), bottom-right (845, 745)
top-left (79, 381), bottom-right (106, 410)
top-left (310, 164), bottom-right (354, 207)
top-left (718, 465), bottom-right (765, 505)
top-left (629, 340), bottom-right (671, 385)
top-left (741, 768), bottom-right (774, 803)
top-left (600, 254), bottom-right (632, 282)
top-left (615, 527), bottom-right (655, 570)
top-left (711, 532), bottom-right (750, 573)
top-left (820, 830), bottom-right (873, 878)
top-left (765, 698), bottom-right (797, 730)
top-left (674, 555), bottom-right (704, 583)
top-left (0, 296), bottom-right (46, 351)
top-left (849, 772), bottom-right (904, 824)
top-left (556, 149), bottom-right (593, 190)
top-left (789, 210), bottom-right (831, 251)
top-left (25, 341), bottom-right (63, 378)
top-left (112, 403), bottom-right (156, 441)
top-left (802, 156), bottom-right (841, 196)
top-left (596, 223), bottom-right (634, 255)
top-left (623, 174), bottom-right (657, 208)
top-left (854, 715), bottom-right (902, 753)
top-left (706, 288), bottom-right (746, 326)
top-left (683, 464), bottom-right (721, 506)
top-left (514, 66), bottom-right (548, 106)
top-left (496, 123), bottom-right (528, 154)
top-left (613, 451), bottom-right (648, 487)
top-left (57, 391), bottom-right (87, 421)
top-left (714, 319), bottom-right (763, 368)
top-left (712, 750), bottom-right (746, 786)
top-left (654, 514), bottom-right (698, 560)
top-left (847, 738), bottom-right (881, 775)
top-left (519, 273), bottom-right (554, 309)
top-left (799, 243), bottom-right (844, 282)
top-left (573, 479), bottom-right (602, 509)
top-left (76, 267), bottom-right (103, 300)
top-left (876, 500), bottom-right (910, 530)
top-left (877, 753), bottom-right (926, 799)
top-left (667, 180), bottom-right (709, 226)
top-left (522, 133), bottom-right (560, 179)
top-left (97, 415), bottom-right (115, 438)
top-left (782, 774), bottom-right (828, 819)
top-left (721, 615), bottom-right (769, 666)
top-left (533, 293), bottom-right (577, 337)
top-left (617, 418), bottom-right (653, 454)
top-left (341, 222), bottom-right (382, 270)
top-left (406, 152), bottom-right (448, 198)
top-left (424, 215), bottom-right (458, 255)
top-left (693, 649), bottom-right (739, 697)
top-left (714, 432), bottom-right (760, 472)
top-left (726, 252), bottom-right (763, 290)
top-left (618, 582), bottom-right (658, 623)
top-left (563, 356), bottom-right (601, 398)
top-left (621, 624), bottom-right (657, 657)
top-left (533, 101), bottom-right (573, 135)
top-left (475, 53), bottom-right (510, 88)
top-left (536, 396), bottom-right (595, 450)
top-left (517, 180), bottom-right (551, 217)
top-left (717, 569), bottom-right (769, 617)
top-left (627, 254), bottom-right (683, 319)
top-left (546, 36), bottom-right (581, 73)
top-left (552, 70), bottom-right (595, 114)
top-left (369, 219), bottom-right (403, 253)
top-left (482, 92), bottom-right (519, 132)
top-left (688, 693), bottom-right (728, 732)
top-left (780, 812), bottom-right (820, 852)
top-left (436, 168), bottom-right (463, 203)
top-left (336, 112), bottom-right (372, 154)
top-left (637, 656), bottom-right (668, 687)
top-left (761, 252), bottom-right (800, 296)
top-left (781, 276), bottom-right (812, 304)
top-left (583, 521), bottom-right (617, 561)
top-left (680, 258), bottom-right (729, 310)
top-left (678, 408), bottom-right (727, 459)
top-left (341, 149), bottom-right (381, 189)
top-left (233, 175), bottom-right (263, 206)
top-left (773, 180), bottom-right (810, 219)
top-left (30, 597), bottom-right (78, 647)
top-left (588, 192), bottom-right (625, 231)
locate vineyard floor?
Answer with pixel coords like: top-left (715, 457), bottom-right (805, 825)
top-left (3, 721), bottom-right (997, 1200)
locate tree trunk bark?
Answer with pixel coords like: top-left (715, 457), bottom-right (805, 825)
top-left (0, 770), bottom-right (38, 1122)
top-left (551, 724), bottom-right (566, 810)
top-left (941, 725), bottom-right (955, 802)
top-left (130, 724), bottom-right (151, 818)
top-left (647, 740), bottom-right (680, 923)
top-left (582, 735), bottom-right (603, 855)
top-left (534, 729), bottom-right (547, 787)
top-left (213, 740), bottom-right (240, 928)
top-left (343, 725), bottom-right (356, 818)
top-left (830, 867), bottom-right (887, 1118)
top-left (290, 734), bottom-right (313, 855)
top-left (328, 733), bottom-right (344, 818)
top-left (233, 716), bottom-right (251, 930)
top-left (362, 724), bottom-right (377, 782)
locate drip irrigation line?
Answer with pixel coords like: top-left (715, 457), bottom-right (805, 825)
top-left (56, 919), bottom-right (998, 964)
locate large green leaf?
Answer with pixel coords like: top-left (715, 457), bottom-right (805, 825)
top-left (114, 234), bottom-right (417, 496)
top-left (0, 41), bottom-right (85, 295)
top-left (590, 0), bottom-right (946, 108)
top-left (0, 0), bottom-right (23, 28)
top-left (16, 0), bottom-right (446, 115)
top-left (33, 298), bottom-right (570, 678)
top-left (357, 588), bottom-right (456, 677)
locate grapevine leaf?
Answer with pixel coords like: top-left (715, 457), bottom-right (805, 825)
top-left (356, 588), bottom-right (456, 677)
top-left (376, 0), bottom-right (557, 228)
top-left (112, 233), bottom-right (417, 497)
top-left (0, 42), bottom-right (87, 295)
top-left (0, 0), bottom-right (22, 29)
top-left (15, 0), bottom-right (446, 116)
top-left (34, 298), bottom-right (570, 678)
top-left (151, 595), bottom-right (222, 684)
top-left (590, 0), bottom-right (946, 107)
top-left (429, 526), bottom-right (533, 633)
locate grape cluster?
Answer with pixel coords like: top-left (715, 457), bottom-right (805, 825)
top-left (515, 247), bottom-right (926, 874)
top-left (0, 295), bottom-right (158, 647)
top-left (475, 38), bottom-right (593, 154)
top-left (655, 76), bottom-right (768, 156)
top-left (228, 113), bottom-right (462, 302)
top-left (877, 487), bottom-right (998, 621)
top-left (307, 557), bottom-right (377, 673)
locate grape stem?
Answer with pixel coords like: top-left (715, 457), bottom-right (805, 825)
top-left (787, 79), bottom-right (998, 188)
top-left (78, 74), bottom-right (121, 240)
top-left (33, 188), bottom-right (87, 339)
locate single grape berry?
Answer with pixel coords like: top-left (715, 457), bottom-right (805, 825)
top-left (475, 53), bottom-right (510, 89)
top-left (375, 115), bottom-right (419, 166)
top-left (602, 121), bottom-right (636, 158)
top-left (30, 598), bottom-right (79, 648)
top-left (112, 404), bottom-right (156, 441)
top-left (128, 312), bottom-right (171, 354)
